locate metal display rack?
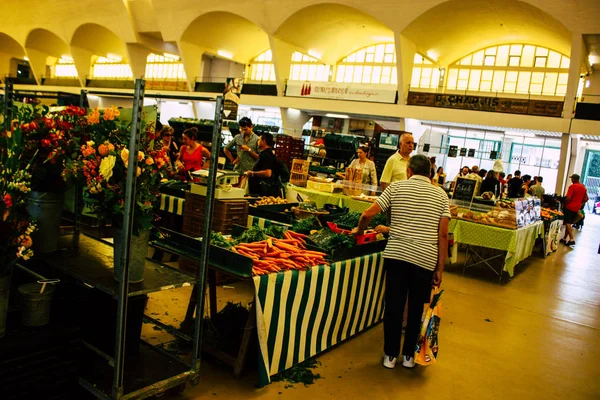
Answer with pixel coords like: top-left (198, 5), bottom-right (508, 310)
top-left (4, 79), bottom-right (225, 400)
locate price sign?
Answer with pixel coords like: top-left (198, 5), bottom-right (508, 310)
top-left (460, 148), bottom-right (467, 157)
top-left (468, 149), bottom-right (475, 157)
top-left (453, 177), bottom-right (477, 204)
top-left (448, 145), bottom-right (458, 158)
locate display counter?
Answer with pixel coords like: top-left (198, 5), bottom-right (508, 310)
top-left (290, 184), bottom-right (374, 214)
top-left (449, 219), bottom-right (543, 280)
top-left (252, 252), bottom-right (384, 385)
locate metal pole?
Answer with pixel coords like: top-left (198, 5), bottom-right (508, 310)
top-left (192, 96), bottom-right (224, 373)
top-left (72, 90), bottom-right (88, 249)
top-left (4, 78), bottom-right (14, 129)
top-left (112, 79), bottom-right (145, 400)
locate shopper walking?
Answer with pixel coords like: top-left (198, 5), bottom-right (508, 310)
top-left (380, 132), bottom-right (414, 190)
top-left (224, 117), bottom-right (260, 185)
top-left (562, 174), bottom-right (589, 246)
top-left (353, 154), bottom-right (450, 369)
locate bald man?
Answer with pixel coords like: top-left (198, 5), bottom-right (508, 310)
top-left (380, 133), bottom-right (414, 191)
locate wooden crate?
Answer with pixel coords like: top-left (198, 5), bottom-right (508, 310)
top-left (290, 159), bottom-right (310, 187)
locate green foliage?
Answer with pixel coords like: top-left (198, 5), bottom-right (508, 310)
top-left (272, 358), bottom-right (322, 387)
top-left (291, 216), bottom-right (320, 234)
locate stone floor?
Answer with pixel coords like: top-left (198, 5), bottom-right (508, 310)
top-left (146, 214), bottom-right (600, 400)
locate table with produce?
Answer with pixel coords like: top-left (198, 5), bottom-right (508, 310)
top-left (289, 184), bottom-right (376, 214)
top-left (449, 198), bottom-right (544, 278)
top-left (207, 210), bottom-right (388, 386)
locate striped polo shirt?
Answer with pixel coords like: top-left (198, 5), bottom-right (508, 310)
top-left (376, 175), bottom-right (451, 271)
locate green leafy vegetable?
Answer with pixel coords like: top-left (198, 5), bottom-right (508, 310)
top-left (291, 216), bottom-right (320, 235)
top-left (371, 213), bottom-right (388, 227)
top-left (211, 231), bottom-right (232, 249)
top-left (235, 225), bottom-right (267, 243)
top-left (334, 211), bottom-right (388, 228)
top-left (264, 224), bottom-right (287, 239)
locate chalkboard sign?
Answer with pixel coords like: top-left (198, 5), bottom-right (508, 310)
top-left (490, 150), bottom-right (498, 160)
top-left (453, 177), bottom-right (478, 204)
top-left (423, 143), bottom-right (430, 152)
top-left (468, 148), bottom-right (475, 157)
top-left (460, 148), bottom-right (467, 157)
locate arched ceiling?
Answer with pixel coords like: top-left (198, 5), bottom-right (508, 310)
top-left (71, 23), bottom-right (127, 58)
top-left (26, 29), bottom-right (70, 58)
top-left (180, 12), bottom-right (269, 64)
top-left (274, 3), bottom-right (394, 65)
top-left (0, 32), bottom-right (25, 56)
top-left (402, 0), bottom-right (572, 65)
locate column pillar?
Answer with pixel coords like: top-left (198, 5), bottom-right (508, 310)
top-left (555, 132), bottom-right (572, 195)
top-left (280, 107), bottom-right (311, 138)
top-left (269, 36), bottom-right (295, 97)
top-left (563, 33), bottom-right (585, 118)
top-left (394, 33), bottom-right (416, 105)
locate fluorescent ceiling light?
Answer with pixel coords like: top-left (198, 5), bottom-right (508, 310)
top-left (23, 56), bottom-right (29, 61)
top-left (325, 113), bottom-right (349, 119)
top-left (106, 53), bottom-right (122, 62)
top-left (61, 55), bottom-right (73, 62)
top-left (308, 49), bottom-right (322, 59)
top-left (163, 52), bottom-right (180, 60)
top-left (589, 55), bottom-right (599, 65)
top-left (217, 50), bottom-right (233, 59)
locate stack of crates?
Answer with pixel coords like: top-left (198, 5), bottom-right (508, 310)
top-left (289, 159), bottom-right (310, 187)
top-left (274, 134), bottom-right (305, 169)
top-left (180, 192), bottom-right (249, 275)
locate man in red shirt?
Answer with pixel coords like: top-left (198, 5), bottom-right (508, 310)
top-left (562, 174), bottom-right (589, 246)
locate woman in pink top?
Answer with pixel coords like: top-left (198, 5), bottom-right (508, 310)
top-left (175, 127), bottom-right (211, 175)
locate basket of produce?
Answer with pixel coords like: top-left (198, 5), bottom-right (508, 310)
top-left (326, 222), bottom-right (378, 245)
top-left (250, 196), bottom-right (289, 206)
top-left (291, 202), bottom-right (329, 220)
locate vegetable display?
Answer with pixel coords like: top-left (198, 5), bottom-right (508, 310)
top-left (334, 211), bottom-right (388, 229)
top-left (252, 196), bottom-right (288, 206)
top-left (230, 231), bottom-right (328, 276)
top-left (291, 216), bottom-right (320, 235)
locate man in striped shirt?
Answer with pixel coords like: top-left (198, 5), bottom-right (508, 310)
top-left (353, 154), bottom-right (450, 369)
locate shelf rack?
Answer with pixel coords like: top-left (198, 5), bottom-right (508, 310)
top-left (33, 80), bottom-right (226, 400)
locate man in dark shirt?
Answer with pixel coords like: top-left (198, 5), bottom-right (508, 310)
top-left (245, 132), bottom-right (281, 197)
top-left (507, 170), bottom-right (524, 198)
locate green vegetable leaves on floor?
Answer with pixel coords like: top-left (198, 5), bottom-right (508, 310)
top-left (272, 358), bottom-right (322, 387)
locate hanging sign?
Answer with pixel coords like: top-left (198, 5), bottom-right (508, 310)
top-left (223, 77), bottom-right (243, 121)
top-left (448, 145), bottom-right (458, 158)
top-left (468, 149), bottom-right (476, 157)
top-left (460, 148), bottom-right (467, 157)
top-left (286, 81), bottom-right (397, 103)
top-left (423, 143), bottom-right (430, 152)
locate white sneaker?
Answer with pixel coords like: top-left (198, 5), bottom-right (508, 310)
top-left (382, 355), bottom-right (397, 369)
top-left (402, 355), bottom-right (416, 368)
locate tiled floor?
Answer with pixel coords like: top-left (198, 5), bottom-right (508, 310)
top-left (149, 214), bottom-right (600, 399)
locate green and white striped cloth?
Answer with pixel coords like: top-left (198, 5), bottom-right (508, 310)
top-left (159, 194), bottom-right (185, 216)
top-left (253, 252), bottom-right (385, 385)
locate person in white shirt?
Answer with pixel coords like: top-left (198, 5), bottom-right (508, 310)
top-left (380, 133), bottom-right (414, 191)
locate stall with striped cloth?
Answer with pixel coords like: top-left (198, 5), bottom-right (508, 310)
top-left (253, 252), bottom-right (385, 385)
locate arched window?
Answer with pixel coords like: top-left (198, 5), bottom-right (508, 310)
top-left (335, 44), bottom-right (397, 85)
top-left (289, 51), bottom-right (330, 82)
top-left (248, 50), bottom-right (276, 82)
top-left (411, 54), bottom-right (440, 89)
top-left (145, 53), bottom-right (186, 80)
top-left (446, 44), bottom-right (570, 96)
top-left (53, 57), bottom-right (78, 78)
top-left (91, 56), bottom-right (133, 79)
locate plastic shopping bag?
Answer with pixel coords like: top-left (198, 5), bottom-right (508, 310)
top-left (414, 286), bottom-right (443, 366)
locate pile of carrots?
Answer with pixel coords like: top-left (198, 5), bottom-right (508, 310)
top-left (230, 230), bottom-right (328, 276)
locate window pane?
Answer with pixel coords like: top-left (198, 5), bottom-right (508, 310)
top-left (558, 73), bottom-right (569, 84)
top-left (521, 45), bottom-right (535, 67)
top-left (484, 55), bottom-right (495, 66)
top-left (560, 57), bottom-right (570, 69)
top-left (492, 70), bottom-right (505, 92)
top-left (461, 55), bottom-right (472, 66)
top-left (472, 50), bottom-right (484, 66)
top-left (530, 83), bottom-right (542, 94)
top-left (510, 44), bottom-right (523, 55)
top-left (344, 66), bottom-right (354, 82)
top-left (353, 65), bottom-right (363, 82)
top-left (547, 51), bottom-right (561, 68)
top-left (431, 68), bottom-right (440, 87)
top-left (347, 53), bottom-right (356, 62)
top-left (506, 71), bottom-right (518, 82)
top-left (384, 53), bottom-right (394, 63)
top-left (372, 66), bottom-right (382, 82)
top-left (386, 43), bottom-right (395, 53)
top-left (365, 53), bottom-right (374, 62)
top-left (458, 69), bottom-right (470, 80)
top-left (536, 47), bottom-right (549, 56)
top-left (543, 73), bottom-right (558, 95)
top-left (414, 54), bottom-right (423, 64)
top-left (336, 65), bottom-right (345, 82)
top-left (509, 56), bottom-right (520, 66)
top-left (556, 84), bottom-right (567, 96)
top-left (531, 72), bottom-right (544, 84)
top-left (308, 64), bottom-right (317, 80)
top-left (496, 45), bottom-right (509, 66)
top-left (481, 70), bottom-right (493, 81)
top-left (447, 68), bottom-right (458, 89)
top-left (391, 67), bottom-right (398, 84)
top-left (534, 57), bottom-right (547, 67)
top-left (374, 45), bottom-right (384, 62)
top-left (504, 81), bottom-right (516, 93)
top-left (468, 69), bottom-right (481, 90)
top-left (411, 68), bottom-right (421, 87)
top-left (356, 50), bottom-right (366, 63)
top-left (363, 66), bottom-right (373, 83)
top-left (480, 81), bottom-right (492, 92)
top-left (517, 72), bottom-right (531, 94)
top-left (485, 47), bottom-right (497, 55)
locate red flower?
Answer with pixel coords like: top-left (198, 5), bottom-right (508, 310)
top-left (3, 194), bottom-right (12, 208)
top-left (30, 121), bottom-right (39, 130)
top-left (20, 123), bottom-right (30, 132)
top-left (41, 139), bottom-right (51, 147)
top-left (44, 118), bottom-right (56, 129)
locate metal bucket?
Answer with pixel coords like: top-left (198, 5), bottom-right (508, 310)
top-left (113, 228), bottom-right (150, 283)
top-left (18, 282), bottom-right (56, 327)
top-left (27, 191), bottom-right (65, 253)
top-left (0, 274), bottom-right (11, 338)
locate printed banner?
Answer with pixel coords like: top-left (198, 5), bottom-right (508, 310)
top-left (406, 92), bottom-right (563, 117)
top-left (286, 81), bottom-right (397, 103)
top-left (223, 77), bottom-right (243, 121)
